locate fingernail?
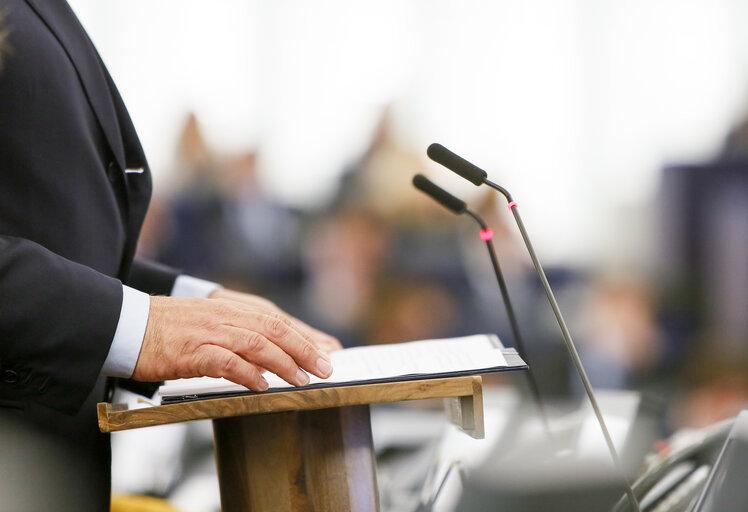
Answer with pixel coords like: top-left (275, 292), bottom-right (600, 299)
top-left (258, 377), bottom-right (269, 391)
top-left (296, 368), bottom-right (310, 386)
top-left (316, 357), bottom-right (332, 377)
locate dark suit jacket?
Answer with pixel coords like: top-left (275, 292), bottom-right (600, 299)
top-left (0, 0), bottom-right (179, 506)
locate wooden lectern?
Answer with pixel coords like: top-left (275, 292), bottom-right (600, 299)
top-left (98, 376), bottom-right (485, 512)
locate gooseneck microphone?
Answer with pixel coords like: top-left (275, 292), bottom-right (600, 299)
top-left (412, 174), bottom-right (550, 436)
top-left (427, 144), bottom-right (487, 186)
top-left (412, 174), bottom-right (467, 214)
top-left (426, 145), bottom-right (641, 512)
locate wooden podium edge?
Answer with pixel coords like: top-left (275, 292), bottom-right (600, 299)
top-left (98, 375), bottom-right (484, 435)
top-left (444, 376), bottom-right (485, 439)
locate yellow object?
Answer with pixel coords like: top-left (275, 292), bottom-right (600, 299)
top-left (111, 494), bottom-right (180, 512)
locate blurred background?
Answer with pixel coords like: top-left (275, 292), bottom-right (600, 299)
top-left (66, 1), bottom-right (748, 510)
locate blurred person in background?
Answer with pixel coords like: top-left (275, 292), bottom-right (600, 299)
top-left (153, 115), bottom-right (304, 296)
top-left (576, 276), bottom-right (664, 390)
top-left (142, 114), bottom-right (236, 281)
top-left (301, 208), bottom-right (393, 347)
top-left (333, 105), bottom-right (426, 220)
top-left (0, 1), bottom-right (338, 508)
top-left (365, 275), bottom-right (460, 345)
top-left (657, 109), bottom-right (748, 432)
top-left (669, 351), bottom-right (748, 429)
top-left (314, 105), bottom-right (483, 348)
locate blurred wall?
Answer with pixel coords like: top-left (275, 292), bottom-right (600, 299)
top-left (68, 0), bottom-right (748, 269)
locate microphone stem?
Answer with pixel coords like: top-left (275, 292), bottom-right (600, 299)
top-left (464, 209), bottom-right (552, 439)
top-left (483, 179), bottom-right (640, 511)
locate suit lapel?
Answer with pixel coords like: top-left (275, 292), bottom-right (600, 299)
top-left (25, 0), bottom-right (126, 171)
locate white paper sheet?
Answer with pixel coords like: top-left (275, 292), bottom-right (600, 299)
top-left (157, 334), bottom-right (507, 399)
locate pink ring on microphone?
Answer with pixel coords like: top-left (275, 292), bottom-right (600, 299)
top-left (480, 228), bottom-right (494, 241)
top-left (507, 201), bottom-right (518, 210)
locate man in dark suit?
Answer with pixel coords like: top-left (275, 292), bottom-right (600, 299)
top-left (0, 1), bottom-right (338, 508)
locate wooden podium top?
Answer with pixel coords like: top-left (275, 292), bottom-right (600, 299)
top-left (98, 375), bottom-right (485, 437)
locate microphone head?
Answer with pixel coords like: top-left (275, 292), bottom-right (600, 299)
top-left (412, 174), bottom-right (466, 215)
top-left (427, 143), bottom-right (487, 186)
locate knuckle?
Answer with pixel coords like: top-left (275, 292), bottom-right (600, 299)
top-left (219, 354), bottom-right (237, 376)
top-left (278, 358), bottom-right (298, 378)
top-left (245, 333), bottom-right (266, 353)
top-left (297, 341), bottom-right (317, 361)
top-left (192, 349), bottom-right (214, 376)
top-left (264, 316), bottom-right (288, 340)
top-left (179, 337), bottom-right (199, 358)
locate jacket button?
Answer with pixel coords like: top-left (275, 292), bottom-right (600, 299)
top-left (107, 161), bottom-right (120, 183)
top-left (2, 370), bottom-right (18, 384)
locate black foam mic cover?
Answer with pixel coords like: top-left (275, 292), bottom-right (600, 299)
top-left (427, 143), bottom-right (487, 186)
top-left (412, 174), bottom-right (466, 214)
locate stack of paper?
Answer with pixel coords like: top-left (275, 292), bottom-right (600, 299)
top-left (158, 334), bottom-right (524, 403)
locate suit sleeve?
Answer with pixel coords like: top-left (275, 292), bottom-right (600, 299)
top-left (126, 258), bottom-right (182, 296)
top-left (0, 236), bottom-right (122, 414)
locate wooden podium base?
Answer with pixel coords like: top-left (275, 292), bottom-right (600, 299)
top-left (98, 376), bottom-right (485, 512)
top-left (213, 406), bottom-right (378, 512)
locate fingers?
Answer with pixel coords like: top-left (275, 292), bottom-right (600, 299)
top-left (209, 289), bottom-right (342, 354)
top-left (278, 315), bottom-right (343, 354)
top-left (135, 295), bottom-right (336, 391)
top-left (283, 315), bottom-right (342, 353)
top-left (213, 304), bottom-right (333, 382)
top-left (193, 345), bottom-right (270, 392)
top-left (301, 324), bottom-right (343, 353)
top-left (217, 325), bottom-right (311, 387)
top-left (254, 310), bottom-right (333, 379)
top-left (258, 312), bottom-right (333, 379)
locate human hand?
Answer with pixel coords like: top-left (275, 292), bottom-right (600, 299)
top-left (208, 288), bottom-right (342, 354)
top-left (132, 296), bottom-right (334, 391)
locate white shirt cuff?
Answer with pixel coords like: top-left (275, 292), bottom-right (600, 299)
top-left (170, 274), bottom-right (222, 298)
top-left (102, 285), bottom-right (151, 378)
